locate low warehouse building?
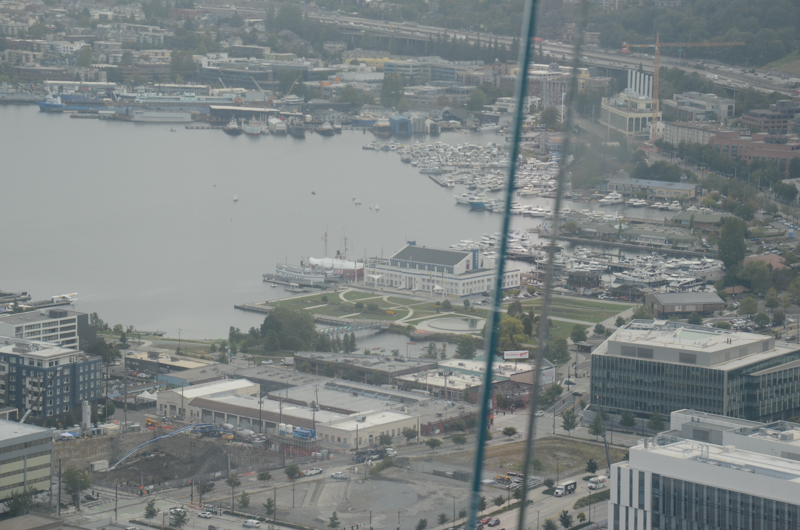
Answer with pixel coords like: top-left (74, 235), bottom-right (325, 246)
top-left (645, 292), bottom-right (725, 319)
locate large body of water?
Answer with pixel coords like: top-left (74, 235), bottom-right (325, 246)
top-left (1, 106), bottom-right (672, 339)
top-left (0, 106), bottom-right (512, 339)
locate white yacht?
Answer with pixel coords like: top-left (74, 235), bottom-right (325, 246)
top-left (598, 192), bottom-right (624, 205)
top-left (626, 198), bottom-right (647, 207)
top-left (667, 201), bottom-right (682, 211)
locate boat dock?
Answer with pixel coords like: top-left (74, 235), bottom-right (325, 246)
top-left (0, 290), bottom-right (31, 304)
top-left (185, 125), bottom-right (225, 130)
top-left (557, 236), bottom-right (715, 258)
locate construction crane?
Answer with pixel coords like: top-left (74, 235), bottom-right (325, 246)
top-left (285, 75), bottom-right (303, 97)
top-left (622, 34), bottom-right (745, 142)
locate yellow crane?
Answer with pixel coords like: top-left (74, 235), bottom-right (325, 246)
top-left (622, 34), bottom-right (745, 142)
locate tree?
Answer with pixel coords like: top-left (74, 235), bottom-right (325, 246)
top-left (240, 491), bottom-right (250, 509)
top-left (632, 305), bottom-right (654, 319)
top-left (545, 338), bottom-right (571, 366)
top-left (425, 438), bottom-right (443, 450)
top-left (87, 340), bottom-right (121, 367)
top-left (218, 351), bottom-right (229, 364)
top-left (467, 88), bottom-right (487, 110)
top-left (541, 106), bottom-right (561, 130)
top-left (226, 474), bottom-right (241, 512)
top-left (493, 496), bottom-right (505, 507)
top-left (588, 414), bottom-right (605, 441)
top-left (495, 392), bottom-right (506, 409)
top-left (577, 512), bottom-right (587, 524)
top-left (402, 428), bottom-right (418, 442)
top-left (381, 73), bottom-right (406, 109)
top-left (544, 478), bottom-right (555, 490)
top-left (789, 158), bottom-right (800, 180)
top-left (438, 513), bottom-right (450, 528)
top-left (449, 419), bottom-right (467, 433)
top-left (718, 217), bottom-right (747, 269)
top-left (379, 433), bottom-right (393, 446)
top-left (766, 288), bottom-right (780, 311)
top-left (455, 335), bottom-right (477, 360)
top-left (615, 316), bottom-right (626, 327)
top-left (502, 426), bottom-right (517, 438)
top-left (257, 471), bottom-right (272, 485)
top-left (284, 464), bottom-right (302, 480)
top-left (197, 481), bottom-right (214, 504)
top-left (451, 434), bottom-right (467, 445)
top-left (260, 307), bottom-right (318, 352)
top-left (687, 312), bottom-right (703, 325)
top-left (458, 508), bottom-right (468, 519)
top-left (507, 300), bottom-right (524, 317)
top-left (5, 486), bottom-right (39, 516)
top-left (441, 300), bottom-right (453, 311)
top-left (772, 310), bottom-right (786, 327)
top-left (620, 411), bottom-right (636, 430)
top-left (263, 498), bottom-right (275, 518)
top-left (570, 324), bottom-right (588, 344)
top-left (329, 512), bottom-right (341, 529)
top-left (594, 323), bottom-right (606, 335)
top-left (463, 299), bottom-right (470, 310)
top-left (543, 519), bottom-right (558, 530)
top-left (559, 511), bottom-right (573, 530)
top-left (754, 312), bottom-right (771, 328)
top-left (647, 413), bottom-right (665, 433)
top-left (738, 296), bottom-right (759, 316)
top-left (479, 495), bottom-right (487, 512)
top-left (425, 342), bottom-right (438, 359)
top-left (416, 519), bottom-right (428, 530)
top-left (585, 459), bottom-right (599, 475)
top-left (172, 510), bottom-right (189, 528)
top-left (63, 467), bottom-right (90, 506)
top-left (561, 409), bottom-right (578, 436)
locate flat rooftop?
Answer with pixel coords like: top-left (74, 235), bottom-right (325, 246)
top-left (270, 380), bottom-right (425, 413)
top-left (0, 309), bottom-right (83, 325)
top-left (395, 369), bottom-right (483, 390)
top-left (162, 378), bottom-right (257, 400)
top-left (160, 363), bottom-right (239, 383)
top-left (235, 364), bottom-right (330, 386)
top-left (128, 351), bottom-right (216, 370)
top-left (0, 336), bottom-right (80, 358)
top-left (439, 359), bottom-right (536, 378)
top-left (634, 439), bottom-right (800, 483)
top-left (0, 419), bottom-right (52, 443)
top-left (598, 320), bottom-right (796, 370)
top-left (295, 352), bottom-right (437, 374)
top-left (326, 410), bottom-right (414, 431)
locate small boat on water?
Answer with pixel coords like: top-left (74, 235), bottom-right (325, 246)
top-left (332, 122), bottom-right (342, 134)
top-left (223, 117), bottom-right (243, 136)
top-left (315, 121), bottom-right (335, 136)
top-left (242, 117), bottom-right (262, 136)
top-left (37, 94), bottom-right (66, 112)
top-left (233, 195), bottom-right (239, 202)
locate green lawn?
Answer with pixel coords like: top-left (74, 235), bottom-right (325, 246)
top-left (766, 52), bottom-right (800, 75)
top-left (518, 297), bottom-right (633, 324)
top-left (341, 291), bottom-right (381, 302)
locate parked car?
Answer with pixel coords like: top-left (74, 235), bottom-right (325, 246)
top-left (488, 519), bottom-right (501, 527)
top-left (84, 494), bottom-right (99, 502)
top-left (331, 472), bottom-right (350, 480)
top-left (243, 520), bottom-right (261, 528)
top-left (198, 512), bottom-right (213, 519)
top-left (169, 508), bottom-right (186, 516)
top-left (304, 467), bottom-right (323, 476)
top-left (480, 518), bottom-right (492, 525)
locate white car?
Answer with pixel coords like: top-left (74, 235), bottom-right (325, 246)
top-left (535, 410), bottom-right (545, 417)
top-left (331, 472), bottom-right (350, 480)
top-left (304, 467), bottom-right (323, 476)
top-left (198, 512), bottom-right (213, 519)
top-left (169, 508), bottom-right (186, 516)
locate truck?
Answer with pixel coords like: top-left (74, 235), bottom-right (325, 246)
top-left (588, 476), bottom-right (608, 490)
top-left (554, 481), bottom-right (577, 497)
top-left (280, 357), bottom-right (294, 366)
top-left (145, 418), bottom-right (161, 428)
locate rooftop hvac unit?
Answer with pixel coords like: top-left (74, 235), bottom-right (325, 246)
top-left (356, 415), bottom-right (367, 422)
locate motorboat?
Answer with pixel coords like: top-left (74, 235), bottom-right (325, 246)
top-left (598, 192), bottom-right (624, 205)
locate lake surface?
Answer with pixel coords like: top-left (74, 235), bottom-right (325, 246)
top-left (0, 106), bottom-right (677, 339)
top-left (0, 106), bottom-right (510, 338)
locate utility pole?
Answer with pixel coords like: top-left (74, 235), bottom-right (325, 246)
top-left (273, 485), bottom-right (277, 522)
top-left (115, 484), bottom-right (118, 523)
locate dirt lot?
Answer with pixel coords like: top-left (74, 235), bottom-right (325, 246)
top-left (429, 437), bottom-right (628, 477)
top-left (100, 443), bottom-right (228, 487)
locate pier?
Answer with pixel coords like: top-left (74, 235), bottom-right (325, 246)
top-left (185, 125), bottom-right (225, 130)
top-left (234, 302), bottom-right (390, 332)
top-left (557, 236), bottom-right (715, 258)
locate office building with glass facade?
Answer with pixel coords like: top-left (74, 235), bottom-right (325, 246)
top-left (610, 435), bottom-right (800, 530)
top-left (591, 320), bottom-right (800, 422)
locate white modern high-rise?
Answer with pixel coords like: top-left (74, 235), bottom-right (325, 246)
top-left (610, 425), bottom-right (800, 529)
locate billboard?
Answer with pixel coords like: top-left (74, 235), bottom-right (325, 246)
top-left (503, 350), bottom-right (529, 360)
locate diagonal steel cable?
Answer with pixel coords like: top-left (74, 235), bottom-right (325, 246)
top-left (466, 0), bottom-right (541, 527)
top-left (517, 2), bottom-right (590, 529)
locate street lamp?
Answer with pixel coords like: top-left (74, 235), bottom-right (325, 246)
top-left (556, 457), bottom-right (560, 487)
top-left (258, 394), bottom-right (263, 434)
